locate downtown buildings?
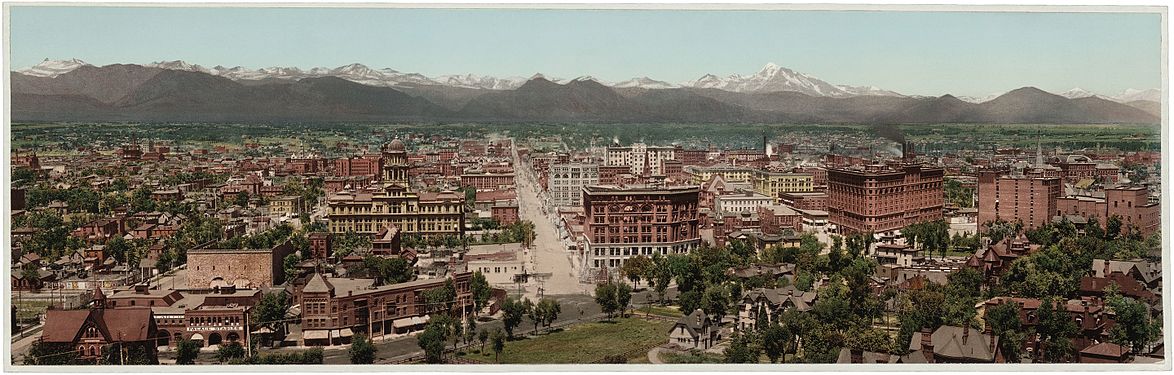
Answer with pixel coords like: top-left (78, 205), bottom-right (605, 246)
top-left (827, 162), bottom-right (945, 236)
top-left (581, 185), bottom-right (701, 273)
top-left (977, 171), bottom-right (1062, 231)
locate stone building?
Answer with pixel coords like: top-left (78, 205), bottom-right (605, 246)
top-left (186, 239), bottom-right (295, 289)
top-left (606, 142), bottom-right (676, 176)
top-left (548, 163), bottom-right (599, 207)
top-left (327, 140), bottom-right (465, 238)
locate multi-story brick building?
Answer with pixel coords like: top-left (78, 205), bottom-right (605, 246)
top-left (1056, 186), bottom-right (1160, 236)
top-left (548, 163), bottom-right (599, 207)
top-left (334, 154), bottom-right (383, 179)
top-left (308, 232), bottom-right (333, 259)
top-left (295, 272), bottom-right (473, 345)
top-left (750, 170), bottom-right (815, 202)
top-left (778, 191), bottom-right (828, 211)
top-left (977, 171), bottom-right (1062, 231)
top-left (460, 171), bottom-right (516, 191)
top-left (827, 163), bottom-right (944, 236)
top-left (582, 185), bottom-right (700, 272)
top-left (606, 143), bottom-right (676, 176)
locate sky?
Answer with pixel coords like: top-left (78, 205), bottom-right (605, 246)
top-left (7, 6), bottom-right (1164, 97)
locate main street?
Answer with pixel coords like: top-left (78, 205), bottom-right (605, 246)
top-left (510, 139), bottom-right (587, 298)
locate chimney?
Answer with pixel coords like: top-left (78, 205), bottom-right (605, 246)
top-left (989, 331), bottom-right (997, 356)
top-left (850, 348), bottom-right (863, 363)
top-left (921, 328), bottom-right (935, 363)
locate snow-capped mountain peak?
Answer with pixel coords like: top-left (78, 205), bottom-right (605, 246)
top-left (683, 62), bottom-right (893, 98)
top-left (614, 76), bottom-right (678, 89)
top-left (16, 58), bottom-right (92, 78)
top-left (1117, 88), bottom-right (1161, 103)
top-left (1059, 87), bottom-right (1095, 99)
top-left (148, 60), bottom-right (210, 74)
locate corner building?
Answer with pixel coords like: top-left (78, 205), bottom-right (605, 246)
top-left (582, 185), bottom-right (701, 272)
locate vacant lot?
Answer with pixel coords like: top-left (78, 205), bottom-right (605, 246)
top-left (459, 317), bottom-right (673, 364)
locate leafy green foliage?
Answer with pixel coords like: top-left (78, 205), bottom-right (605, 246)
top-left (349, 334), bottom-right (376, 364)
top-left (175, 339), bottom-right (199, 365)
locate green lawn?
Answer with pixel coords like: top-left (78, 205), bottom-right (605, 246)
top-left (641, 305), bottom-right (685, 318)
top-left (458, 318), bottom-right (673, 364)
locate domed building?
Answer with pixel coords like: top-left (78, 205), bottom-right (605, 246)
top-left (381, 139), bottom-right (409, 185)
top-left (326, 137), bottom-right (465, 240)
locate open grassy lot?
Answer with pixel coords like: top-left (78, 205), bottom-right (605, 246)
top-left (458, 317), bottom-right (673, 364)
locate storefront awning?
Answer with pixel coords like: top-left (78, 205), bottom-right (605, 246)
top-left (392, 317), bottom-right (414, 329)
top-left (189, 333), bottom-right (204, 341)
top-left (337, 328), bottom-right (353, 338)
top-left (303, 330), bottom-right (329, 340)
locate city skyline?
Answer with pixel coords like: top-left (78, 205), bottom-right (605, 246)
top-left (8, 6), bottom-right (1164, 97)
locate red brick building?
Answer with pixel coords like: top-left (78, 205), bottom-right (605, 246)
top-left (308, 232), bottom-right (333, 259)
top-left (460, 172), bottom-right (516, 191)
top-left (827, 164), bottom-right (944, 236)
top-left (40, 289), bottom-right (159, 363)
top-left (334, 155), bottom-right (383, 179)
top-left (779, 191), bottom-right (828, 211)
top-left (582, 185), bottom-right (701, 272)
top-left (1056, 186), bottom-right (1160, 236)
top-left (977, 171), bottom-right (1061, 231)
top-left (295, 272), bottom-right (474, 346)
top-left (491, 204), bottom-right (520, 226)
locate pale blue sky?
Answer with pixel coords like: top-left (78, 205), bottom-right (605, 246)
top-left (8, 6), bottom-right (1164, 97)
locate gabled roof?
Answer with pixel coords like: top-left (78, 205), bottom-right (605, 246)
top-left (1081, 342), bottom-right (1128, 358)
top-left (303, 273), bottom-right (335, 294)
top-left (672, 309), bottom-right (710, 339)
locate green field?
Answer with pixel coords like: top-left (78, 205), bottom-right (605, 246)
top-left (458, 317), bottom-right (673, 364)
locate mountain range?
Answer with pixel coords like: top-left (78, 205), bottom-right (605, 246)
top-left (10, 59), bottom-right (1161, 124)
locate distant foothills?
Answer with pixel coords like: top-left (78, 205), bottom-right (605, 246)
top-left (10, 59), bottom-right (1162, 124)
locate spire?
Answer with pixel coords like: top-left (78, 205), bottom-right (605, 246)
top-left (1035, 129), bottom-right (1043, 169)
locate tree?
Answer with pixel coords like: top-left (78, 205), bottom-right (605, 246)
top-left (650, 254), bottom-right (671, 303)
top-left (217, 342), bottom-right (246, 363)
top-left (622, 255), bottom-right (652, 289)
top-left (463, 319), bottom-right (476, 347)
top-left (491, 328), bottom-right (506, 363)
top-left (233, 191), bottom-right (250, 207)
top-left (702, 284), bottom-right (731, 324)
top-left (594, 282), bottom-right (620, 319)
top-left (418, 318), bottom-right (449, 363)
top-left (538, 298), bottom-right (562, 327)
top-left (363, 255), bottom-right (414, 285)
top-left (283, 253), bottom-right (301, 284)
top-left (501, 296), bottom-right (527, 338)
top-left (1036, 298), bottom-right (1078, 362)
top-left (723, 332), bottom-right (760, 363)
top-left (478, 328), bottom-right (490, 352)
top-left (985, 302), bottom-right (1025, 363)
top-left (176, 339), bottom-right (199, 365)
top-left (23, 341), bottom-right (83, 365)
top-left (677, 290), bottom-right (702, 316)
top-left (616, 282), bottom-right (633, 318)
top-left (349, 334), bottom-right (376, 364)
top-left (252, 292), bottom-right (290, 333)
top-left (1107, 291), bottom-right (1161, 354)
top-left (760, 323), bottom-right (787, 363)
top-left (525, 297), bottom-right (542, 335)
top-left (470, 271), bottom-right (492, 313)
